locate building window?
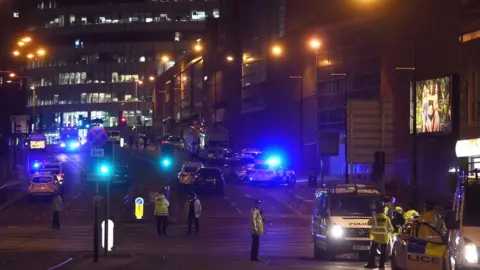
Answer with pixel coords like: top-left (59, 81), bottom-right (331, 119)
top-left (112, 72), bottom-right (119, 82)
top-left (13, 12), bottom-right (19, 18)
top-left (191, 11), bottom-right (206, 21)
top-left (175, 31), bottom-right (181, 42)
top-left (81, 93), bottom-right (87, 104)
top-left (213, 9), bottom-right (220, 18)
top-left (81, 17), bottom-right (87, 24)
top-left (70, 15), bottom-right (75, 24)
top-left (139, 56), bottom-right (146, 62)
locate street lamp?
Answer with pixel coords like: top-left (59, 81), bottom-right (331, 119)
top-left (26, 53), bottom-right (34, 59)
top-left (289, 76), bottom-right (304, 169)
top-left (21, 36), bottom-right (32, 43)
top-left (226, 56), bottom-right (234, 62)
top-left (9, 73), bottom-right (16, 78)
top-left (309, 39), bottom-right (321, 50)
top-left (17, 41), bottom-right (25, 47)
top-left (149, 76), bottom-right (155, 82)
top-left (194, 39), bottom-right (202, 52)
top-left (271, 45), bottom-right (282, 56)
top-left (12, 51), bottom-right (20, 57)
top-left (36, 48), bottom-right (46, 56)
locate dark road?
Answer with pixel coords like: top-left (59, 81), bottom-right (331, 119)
top-left (0, 146), bottom-right (385, 270)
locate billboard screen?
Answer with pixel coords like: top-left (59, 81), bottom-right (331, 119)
top-left (411, 76), bottom-right (452, 134)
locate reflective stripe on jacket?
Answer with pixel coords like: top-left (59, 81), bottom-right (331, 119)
top-left (368, 213), bottom-right (394, 244)
top-left (154, 195), bottom-right (170, 216)
top-left (250, 209), bottom-right (264, 235)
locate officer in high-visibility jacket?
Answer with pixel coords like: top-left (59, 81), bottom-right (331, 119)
top-left (250, 199), bottom-right (264, 262)
top-left (403, 203), bottom-right (420, 222)
top-left (365, 205), bottom-right (394, 269)
top-left (417, 201), bottom-right (444, 242)
top-left (154, 193), bottom-right (170, 236)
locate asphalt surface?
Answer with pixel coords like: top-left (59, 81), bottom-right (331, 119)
top-left (0, 145), bottom-right (388, 270)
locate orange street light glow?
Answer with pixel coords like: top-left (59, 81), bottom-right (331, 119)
top-left (27, 53), bottom-right (34, 59)
top-left (36, 48), bottom-right (46, 56)
top-left (22, 37), bottom-right (32, 43)
top-left (271, 45), bottom-right (282, 55)
top-left (161, 55), bottom-right (169, 63)
top-left (149, 76), bottom-right (155, 81)
top-left (194, 44), bottom-right (202, 52)
top-left (17, 41), bottom-right (25, 47)
top-left (226, 56), bottom-right (234, 61)
top-left (137, 80), bottom-right (143, 85)
top-left (12, 51), bottom-right (20, 56)
top-left (9, 73), bottom-right (16, 78)
top-left (310, 39), bottom-right (321, 49)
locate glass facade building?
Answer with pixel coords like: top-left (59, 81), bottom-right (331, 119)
top-left (26, 0), bottom-right (219, 130)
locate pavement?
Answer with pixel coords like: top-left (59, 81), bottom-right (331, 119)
top-left (0, 144), bottom-right (390, 270)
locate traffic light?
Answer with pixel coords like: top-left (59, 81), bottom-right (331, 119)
top-left (99, 164), bottom-right (110, 175)
top-left (118, 111), bottom-right (126, 127)
top-left (160, 157), bottom-right (172, 169)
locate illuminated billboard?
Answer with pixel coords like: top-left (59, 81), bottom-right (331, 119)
top-left (410, 76), bottom-right (452, 134)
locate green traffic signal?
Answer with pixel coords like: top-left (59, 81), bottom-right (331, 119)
top-left (100, 165), bottom-right (109, 174)
top-left (161, 157), bottom-right (172, 168)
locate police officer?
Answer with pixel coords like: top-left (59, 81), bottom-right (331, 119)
top-left (403, 202), bottom-right (420, 222)
top-left (391, 205), bottom-right (405, 232)
top-left (250, 199), bottom-right (264, 262)
top-left (421, 201), bottom-right (442, 230)
top-left (154, 192), bottom-right (170, 236)
top-left (365, 204), bottom-right (394, 269)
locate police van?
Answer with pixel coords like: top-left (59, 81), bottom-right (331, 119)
top-left (312, 184), bottom-right (384, 261)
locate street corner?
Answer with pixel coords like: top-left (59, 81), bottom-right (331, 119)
top-left (60, 252), bottom-right (135, 270)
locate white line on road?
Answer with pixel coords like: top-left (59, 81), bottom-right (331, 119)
top-left (224, 196), bottom-right (243, 214)
top-left (47, 257), bottom-right (74, 270)
top-left (264, 190), bottom-right (303, 217)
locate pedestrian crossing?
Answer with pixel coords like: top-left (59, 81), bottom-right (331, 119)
top-left (0, 225), bottom-right (93, 252)
top-left (118, 221), bottom-right (314, 257)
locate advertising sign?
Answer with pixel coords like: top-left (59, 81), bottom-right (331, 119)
top-left (411, 76), bottom-right (452, 134)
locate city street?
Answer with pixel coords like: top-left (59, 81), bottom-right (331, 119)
top-left (0, 146), bottom-right (385, 269)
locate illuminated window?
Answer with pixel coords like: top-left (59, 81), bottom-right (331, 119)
top-left (70, 15), bottom-right (75, 24)
top-left (213, 9), bottom-right (219, 18)
top-left (125, 95), bottom-right (132, 101)
top-left (13, 12), bottom-right (19, 18)
top-left (112, 72), bottom-right (119, 82)
top-left (191, 11), bottom-right (206, 21)
top-left (139, 56), bottom-right (146, 62)
top-left (175, 31), bottom-right (181, 41)
top-left (461, 29), bottom-right (480, 43)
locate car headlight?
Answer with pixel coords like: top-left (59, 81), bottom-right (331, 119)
top-left (70, 142), bottom-right (80, 148)
top-left (60, 143), bottom-right (66, 148)
top-left (464, 243), bottom-right (478, 263)
top-left (330, 225), bottom-right (344, 238)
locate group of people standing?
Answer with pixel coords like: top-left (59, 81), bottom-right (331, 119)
top-left (364, 197), bottom-right (443, 269)
top-left (153, 190), bottom-right (265, 262)
top-left (153, 191), bottom-right (202, 236)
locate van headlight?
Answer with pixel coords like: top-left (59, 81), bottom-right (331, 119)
top-left (464, 243), bottom-right (478, 263)
top-left (330, 225), bottom-right (344, 238)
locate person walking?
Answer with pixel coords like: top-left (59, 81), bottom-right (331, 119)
top-left (184, 191), bottom-right (202, 235)
top-left (364, 204), bottom-right (394, 269)
top-left (154, 192), bottom-right (170, 236)
top-left (250, 199), bottom-right (264, 262)
top-left (52, 192), bottom-right (63, 229)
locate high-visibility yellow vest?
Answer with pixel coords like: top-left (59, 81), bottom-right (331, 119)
top-left (250, 209), bottom-right (264, 235)
top-left (154, 195), bottom-right (169, 216)
top-left (368, 213), bottom-right (394, 244)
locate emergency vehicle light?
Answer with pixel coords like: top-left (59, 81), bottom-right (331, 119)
top-left (60, 142), bottom-right (66, 148)
top-left (33, 162), bottom-right (40, 168)
top-left (266, 157), bottom-right (281, 166)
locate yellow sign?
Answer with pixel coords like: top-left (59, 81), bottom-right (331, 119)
top-left (135, 197), bottom-right (144, 219)
top-left (30, 141), bottom-right (46, 149)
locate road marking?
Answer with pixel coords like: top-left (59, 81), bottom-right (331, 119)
top-left (264, 190), bottom-right (303, 217)
top-left (47, 257), bottom-right (74, 270)
top-left (224, 196), bottom-right (243, 214)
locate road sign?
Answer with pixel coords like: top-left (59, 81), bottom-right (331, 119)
top-left (87, 126), bottom-right (108, 147)
top-left (90, 148), bottom-right (104, 157)
top-left (135, 197), bottom-right (144, 219)
top-left (347, 100), bottom-right (393, 164)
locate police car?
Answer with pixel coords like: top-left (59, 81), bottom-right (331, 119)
top-left (391, 221), bottom-right (449, 270)
top-left (246, 157), bottom-right (296, 185)
top-left (178, 161), bottom-right (204, 185)
top-left (37, 161), bottom-right (65, 184)
top-left (28, 173), bottom-right (61, 198)
top-left (312, 184), bottom-right (384, 261)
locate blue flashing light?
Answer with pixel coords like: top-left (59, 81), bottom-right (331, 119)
top-left (33, 162), bottom-right (40, 169)
top-left (69, 141), bottom-right (80, 149)
top-left (266, 157), bottom-right (281, 166)
top-left (86, 124), bottom-right (90, 128)
top-left (60, 142), bottom-right (66, 148)
top-left (100, 165), bottom-right (109, 174)
top-left (161, 158), bottom-right (171, 167)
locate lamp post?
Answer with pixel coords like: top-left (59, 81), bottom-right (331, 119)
top-left (289, 76), bottom-right (304, 169)
top-left (309, 38), bottom-right (321, 181)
